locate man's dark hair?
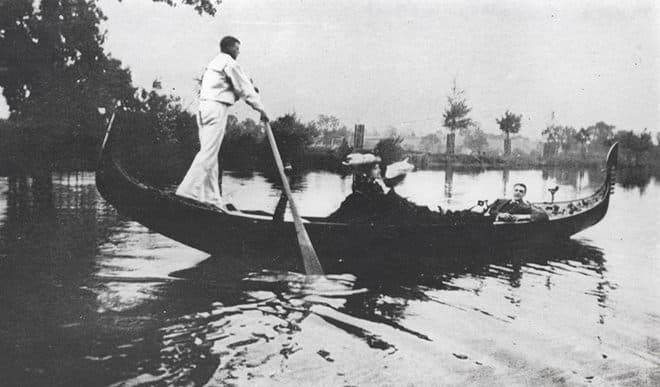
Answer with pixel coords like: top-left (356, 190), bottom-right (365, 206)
top-left (513, 183), bottom-right (527, 192)
top-left (220, 36), bottom-right (240, 53)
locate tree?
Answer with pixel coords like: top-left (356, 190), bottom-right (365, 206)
top-left (496, 110), bottom-right (522, 156)
top-left (586, 121), bottom-right (615, 154)
top-left (311, 114), bottom-right (349, 145)
top-left (0, 0), bottom-right (211, 171)
top-left (613, 130), bottom-right (653, 165)
top-left (374, 136), bottom-right (404, 168)
top-left (313, 114), bottom-right (346, 134)
top-left (463, 125), bottom-right (488, 155)
top-left (442, 79), bottom-right (472, 156)
top-left (560, 126), bottom-right (578, 153)
top-left (420, 133), bottom-right (440, 153)
top-left (263, 113), bottom-right (318, 166)
top-left (150, 0), bottom-right (223, 15)
top-left (0, 0), bottom-right (139, 168)
top-left (221, 116), bottom-right (265, 169)
top-left (574, 127), bottom-right (593, 158)
top-left (542, 124), bottom-right (577, 156)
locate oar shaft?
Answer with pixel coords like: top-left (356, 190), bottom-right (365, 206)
top-left (264, 122), bottom-right (324, 275)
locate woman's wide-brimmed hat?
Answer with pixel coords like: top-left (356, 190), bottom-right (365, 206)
top-left (342, 153), bottom-right (381, 166)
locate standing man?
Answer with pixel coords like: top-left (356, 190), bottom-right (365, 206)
top-left (176, 36), bottom-right (269, 209)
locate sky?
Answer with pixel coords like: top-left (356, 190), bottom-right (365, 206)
top-left (2, 0), bottom-right (658, 139)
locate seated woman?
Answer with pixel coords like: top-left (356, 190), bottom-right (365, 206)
top-left (380, 159), bottom-right (498, 226)
top-left (378, 159), bottom-right (444, 224)
top-left (327, 153), bottom-right (385, 222)
top-left (329, 157), bottom-right (490, 226)
top-left (330, 157), bottom-right (445, 224)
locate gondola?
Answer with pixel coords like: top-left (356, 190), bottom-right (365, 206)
top-left (96, 113), bottom-right (618, 270)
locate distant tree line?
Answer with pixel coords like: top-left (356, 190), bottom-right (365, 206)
top-left (438, 79), bottom-right (659, 169)
top-left (541, 121), bottom-right (656, 166)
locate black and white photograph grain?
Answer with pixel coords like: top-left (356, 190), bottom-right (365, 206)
top-left (0, 0), bottom-right (658, 386)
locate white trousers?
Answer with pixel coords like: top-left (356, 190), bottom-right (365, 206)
top-left (176, 100), bottom-right (229, 205)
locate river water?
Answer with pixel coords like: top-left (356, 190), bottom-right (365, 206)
top-left (0, 168), bottom-right (658, 386)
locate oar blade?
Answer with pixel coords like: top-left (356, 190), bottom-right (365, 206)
top-left (295, 227), bottom-right (324, 275)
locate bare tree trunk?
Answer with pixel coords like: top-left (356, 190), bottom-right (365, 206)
top-left (504, 132), bottom-right (511, 156)
top-left (446, 132), bottom-right (455, 156)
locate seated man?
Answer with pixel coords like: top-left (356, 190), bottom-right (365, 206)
top-left (488, 183), bottom-right (549, 222)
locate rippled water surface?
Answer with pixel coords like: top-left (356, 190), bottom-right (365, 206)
top-left (0, 168), bottom-right (659, 386)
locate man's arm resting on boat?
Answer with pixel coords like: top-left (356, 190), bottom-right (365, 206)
top-left (496, 210), bottom-right (548, 222)
top-left (496, 213), bottom-right (531, 222)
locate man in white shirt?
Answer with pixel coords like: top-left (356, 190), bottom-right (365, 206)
top-left (176, 36), bottom-right (269, 209)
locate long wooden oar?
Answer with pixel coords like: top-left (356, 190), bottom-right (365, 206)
top-left (264, 121), bottom-right (324, 275)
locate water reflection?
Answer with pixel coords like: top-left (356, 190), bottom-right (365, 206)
top-left (444, 165), bottom-right (454, 200)
top-left (502, 168), bottom-right (510, 197)
top-left (617, 166), bottom-right (652, 194)
top-left (105, 236), bottom-right (609, 386)
top-left (0, 169), bottom-right (657, 386)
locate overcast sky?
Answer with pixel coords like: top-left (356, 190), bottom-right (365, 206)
top-left (2, 0), bottom-right (658, 138)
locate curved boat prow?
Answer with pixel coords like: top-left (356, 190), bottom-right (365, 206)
top-left (97, 110), bottom-right (122, 172)
top-left (605, 142), bottom-right (619, 196)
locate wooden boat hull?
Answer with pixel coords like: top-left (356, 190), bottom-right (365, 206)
top-left (96, 113), bottom-right (618, 271)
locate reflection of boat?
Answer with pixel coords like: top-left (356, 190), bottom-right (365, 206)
top-left (96, 114), bottom-right (618, 267)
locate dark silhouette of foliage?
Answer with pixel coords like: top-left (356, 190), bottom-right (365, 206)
top-left (374, 136), bottom-right (404, 170)
top-left (612, 130), bottom-right (653, 166)
top-left (220, 115), bottom-right (264, 170)
top-left (0, 0), bottom-right (218, 173)
top-left (0, 0), bottom-right (141, 170)
top-left (149, 0), bottom-right (222, 15)
top-left (261, 113), bottom-right (318, 167)
top-left (496, 110), bottom-right (522, 156)
top-left (335, 137), bottom-right (352, 159)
